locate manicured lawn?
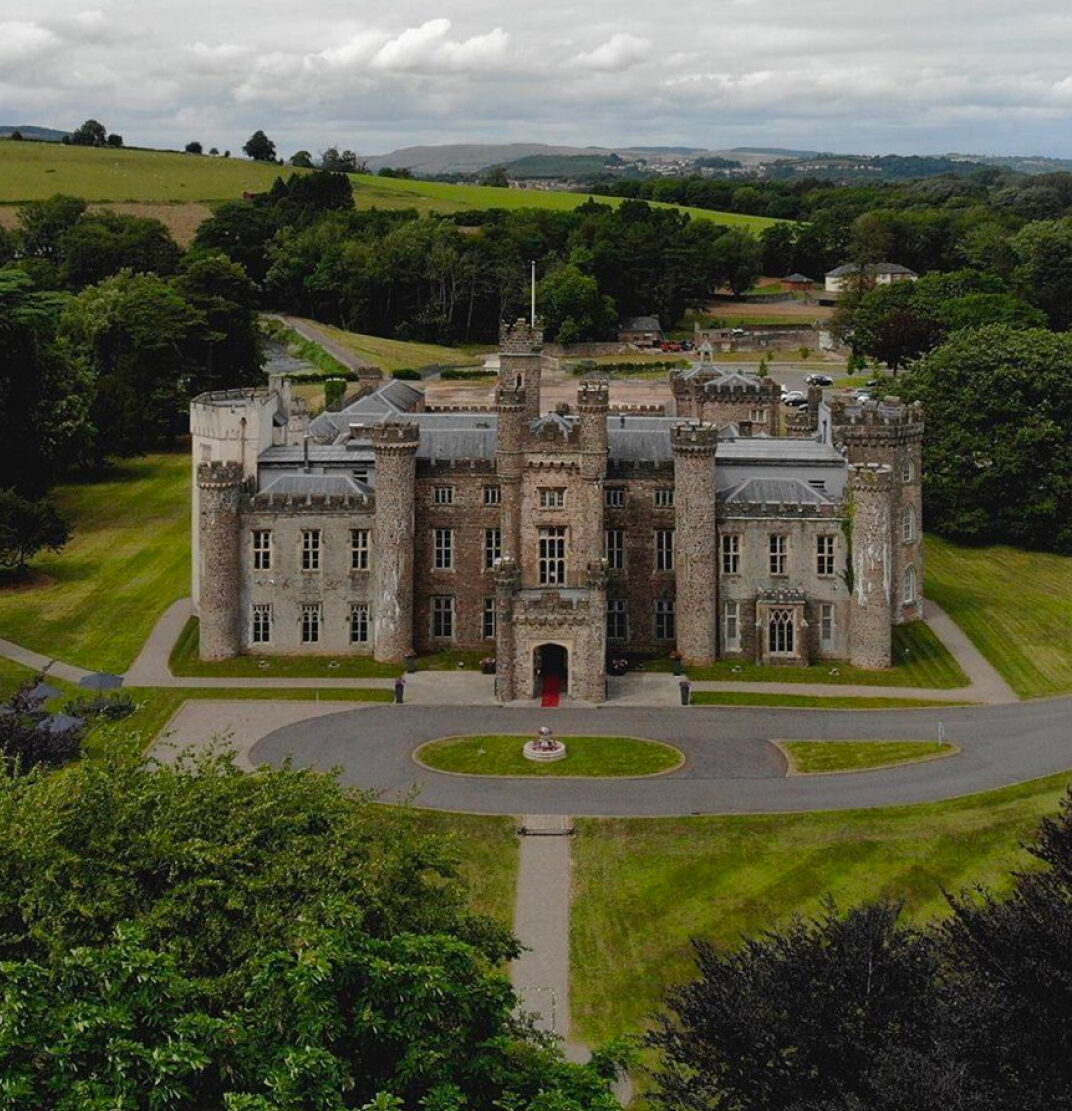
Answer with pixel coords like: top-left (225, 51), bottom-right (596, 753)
top-left (0, 141), bottom-right (293, 202)
top-left (415, 735), bottom-right (683, 777)
top-left (0, 455), bottom-right (191, 673)
top-left (571, 770), bottom-right (1072, 1043)
top-left (170, 618), bottom-right (402, 678)
top-left (413, 811), bottom-right (520, 929)
top-left (687, 622), bottom-right (967, 689)
top-left (926, 534), bottom-right (1072, 698)
top-left (690, 692), bottom-right (965, 709)
top-left (349, 173), bottom-right (782, 231)
top-left (781, 740), bottom-right (956, 774)
top-left (0, 658), bottom-right (36, 702)
top-left (310, 322), bottom-right (489, 372)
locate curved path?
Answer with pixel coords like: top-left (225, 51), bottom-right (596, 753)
top-left (251, 699), bottom-right (1072, 817)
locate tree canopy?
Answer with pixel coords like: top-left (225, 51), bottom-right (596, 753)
top-left (243, 130), bottom-right (277, 162)
top-left (0, 747), bottom-right (622, 1109)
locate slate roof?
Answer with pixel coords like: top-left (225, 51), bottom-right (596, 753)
top-left (619, 316), bottom-right (662, 332)
top-left (259, 473), bottom-right (372, 498)
top-left (784, 273), bottom-right (814, 283)
top-left (825, 262), bottom-right (918, 278)
top-left (721, 477), bottom-right (836, 507)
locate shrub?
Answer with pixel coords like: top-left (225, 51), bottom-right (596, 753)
top-left (391, 368), bottom-right (421, 380)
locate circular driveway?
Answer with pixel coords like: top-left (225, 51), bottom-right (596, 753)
top-left (250, 699), bottom-right (1072, 816)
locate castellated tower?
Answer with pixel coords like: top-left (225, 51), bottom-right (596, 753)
top-left (499, 319), bottom-right (544, 424)
top-left (576, 380), bottom-right (610, 566)
top-left (370, 422), bottom-right (420, 661)
top-left (671, 423), bottom-right (719, 664)
top-left (197, 461), bottom-right (243, 661)
top-left (831, 397), bottom-right (924, 624)
top-left (848, 463), bottom-right (894, 669)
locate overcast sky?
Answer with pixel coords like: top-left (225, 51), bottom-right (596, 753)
top-left (3, 0), bottom-right (1072, 158)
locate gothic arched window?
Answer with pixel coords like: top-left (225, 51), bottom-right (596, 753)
top-left (769, 608), bottom-right (795, 655)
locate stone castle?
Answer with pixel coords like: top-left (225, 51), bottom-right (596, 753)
top-left (190, 321), bottom-right (923, 703)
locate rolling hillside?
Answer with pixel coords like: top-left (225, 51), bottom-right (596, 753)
top-left (0, 141), bottom-right (781, 233)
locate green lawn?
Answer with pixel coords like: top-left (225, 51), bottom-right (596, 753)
top-left (0, 455), bottom-right (191, 673)
top-left (571, 770), bottom-right (1072, 1043)
top-left (415, 735), bottom-right (682, 777)
top-left (0, 658), bottom-right (36, 702)
top-left (310, 321), bottom-right (490, 372)
top-left (690, 692), bottom-right (965, 709)
top-left (781, 740), bottom-right (956, 774)
top-left (687, 623), bottom-right (967, 689)
top-left (0, 141), bottom-right (293, 202)
top-left (349, 173), bottom-right (781, 232)
top-left (926, 534), bottom-right (1072, 698)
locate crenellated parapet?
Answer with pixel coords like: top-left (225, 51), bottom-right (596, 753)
top-left (576, 380), bottom-right (609, 412)
top-left (671, 421), bottom-right (720, 455)
top-left (197, 460), bottom-right (244, 489)
top-left (499, 318), bottom-right (544, 353)
top-left (830, 396), bottom-right (924, 447)
top-left (369, 421), bottom-right (420, 453)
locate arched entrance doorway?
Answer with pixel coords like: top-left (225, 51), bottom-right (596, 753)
top-left (534, 643), bottom-right (569, 702)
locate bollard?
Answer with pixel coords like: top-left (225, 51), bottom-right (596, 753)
top-left (394, 677), bottom-right (406, 704)
top-left (679, 679), bottom-right (691, 706)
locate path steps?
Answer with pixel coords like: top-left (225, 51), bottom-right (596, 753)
top-left (511, 816), bottom-right (633, 1103)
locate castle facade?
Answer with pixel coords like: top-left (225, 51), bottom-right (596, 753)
top-left (191, 322), bottom-right (923, 703)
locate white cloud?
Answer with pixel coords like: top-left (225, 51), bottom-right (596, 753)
top-left (369, 19), bottom-right (509, 73)
top-left (572, 33), bottom-right (651, 72)
top-left (0, 21), bottom-right (59, 65)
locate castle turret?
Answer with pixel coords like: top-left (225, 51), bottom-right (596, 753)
top-left (494, 557), bottom-right (520, 702)
top-left (370, 422), bottom-right (420, 661)
top-left (671, 422), bottom-right (719, 665)
top-left (831, 396), bottom-right (924, 623)
top-left (848, 463), bottom-right (893, 669)
top-left (197, 461), bottom-right (243, 661)
top-left (576, 380), bottom-right (609, 567)
top-left (499, 319), bottom-right (544, 424)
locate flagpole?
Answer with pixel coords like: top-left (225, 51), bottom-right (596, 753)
top-left (530, 259), bottom-right (536, 327)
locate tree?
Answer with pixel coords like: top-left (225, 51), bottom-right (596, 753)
top-left (290, 149), bottom-right (313, 168)
top-left (242, 130), bottom-right (276, 162)
top-left (648, 901), bottom-right (937, 1111)
top-left (0, 748), bottom-right (623, 1109)
top-left (0, 490), bottom-right (70, 574)
top-left (711, 227), bottom-right (763, 296)
top-left (191, 200), bottom-right (281, 285)
top-left (320, 147), bottom-right (363, 173)
top-left (536, 262), bottom-right (617, 343)
top-left (185, 140), bottom-right (203, 154)
top-left (106, 132), bottom-right (123, 148)
top-left (899, 325), bottom-right (1072, 550)
top-left (1013, 217), bottom-right (1072, 329)
top-left (208, 146), bottom-right (219, 156)
top-left (58, 210), bottom-right (182, 287)
top-left (482, 165), bottom-right (510, 188)
top-left (60, 270), bottom-right (205, 455)
top-left (9, 129), bottom-right (22, 141)
top-left (17, 194), bottom-right (88, 260)
top-left (67, 119), bottom-right (108, 147)
top-left (0, 268), bottom-right (94, 494)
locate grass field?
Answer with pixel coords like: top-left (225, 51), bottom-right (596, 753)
top-left (690, 692), bottom-right (964, 709)
top-left (0, 658), bottom-right (36, 702)
top-left (0, 454), bottom-right (190, 673)
top-left (0, 141), bottom-right (291, 202)
top-left (309, 321), bottom-right (488, 372)
top-left (926, 535), bottom-right (1072, 698)
top-left (571, 770), bottom-right (1072, 1043)
top-left (348, 173), bottom-right (781, 231)
top-left (781, 740), bottom-right (956, 774)
top-left (687, 623), bottom-right (968, 689)
top-left (415, 735), bottom-right (683, 777)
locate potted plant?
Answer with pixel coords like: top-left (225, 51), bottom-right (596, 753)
top-left (481, 656), bottom-right (497, 675)
top-left (670, 650), bottom-right (683, 675)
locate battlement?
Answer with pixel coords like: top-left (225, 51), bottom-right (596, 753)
top-left (830, 395), bottom-right (924, 428)
top-left (197, 460), bottom-right (244, 487)
top-left (495, 385), bottom-right (527, 409)
top-left (671, 421), bottom-right (720, 453)
top-left (720, 500), bottom-right (842, 521)
top-left (369, 422), bottom-right (420, 451)
top-left (848, 462), bottom-right (894, 491)
top-left (576, 381), bottom-right (609, 409)
top-left (247, 490), bottom-right (373, 510)
top-left (499, 318), bottom-right (544, 353)
top-left (609, 403), bottom-right (666, 415)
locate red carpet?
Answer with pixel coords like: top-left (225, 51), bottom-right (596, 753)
top-left (540, 673), bottom-right (562, 707)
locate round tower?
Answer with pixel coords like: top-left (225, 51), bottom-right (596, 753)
top-left (499, 319), bottom-right (544, 423)
top-left (197, 461), bottom-right (243, 661)
top-left (370, 422), bottom-right (420, 662)
top-left (576, 381), bottom-right (610, 566)
top-left (671, 422), bottom-right (719, 665)
top-left (848, 463), bottom-right (893, 669)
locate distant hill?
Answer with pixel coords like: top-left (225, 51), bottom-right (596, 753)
top-left (0, 125), bottom-right (68, 142)
top-left (364, 143), bottom-right (619, 176)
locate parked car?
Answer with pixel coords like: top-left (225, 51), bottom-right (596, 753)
top-left (804, 373), bottom-right (834, 386)
top-left (853, 389), bottom-right (872, 402)
top-left (782, 390), bottom-right (807, 407)
top-left (681, 339), bottom-right (694, 351)
top-left (660, 341), bottom-right (682, 352)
